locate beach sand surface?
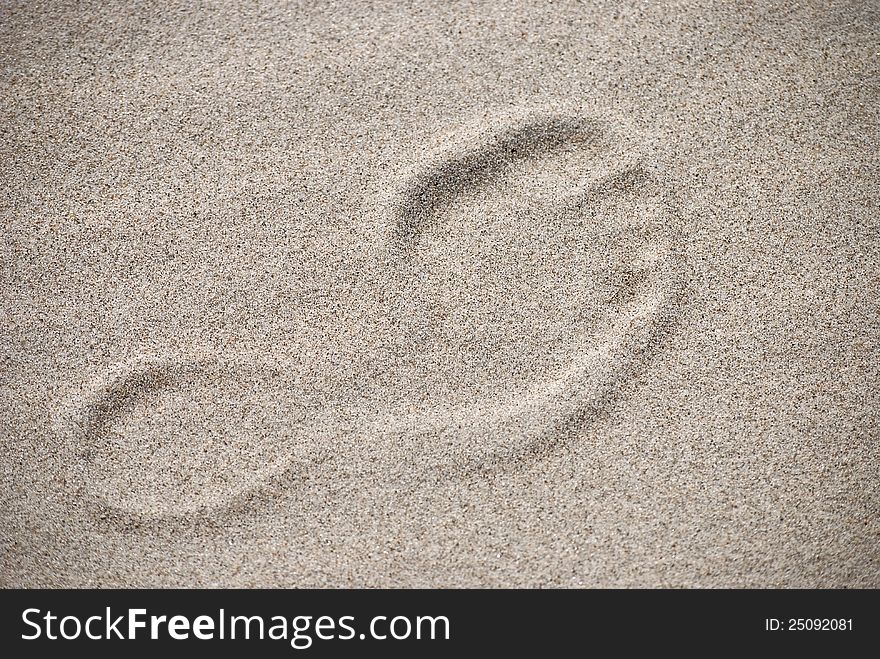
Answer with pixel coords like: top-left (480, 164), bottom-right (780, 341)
top-left (1, 0), bottom-right (878, 586)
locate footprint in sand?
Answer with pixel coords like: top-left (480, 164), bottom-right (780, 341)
top-left (54, 107), bottom-right (683, 518)
top-left (367, 108), bottom-right (683, 466)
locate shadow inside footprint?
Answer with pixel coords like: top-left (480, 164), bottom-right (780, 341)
top-left (393, 116), bottom-right (602, 242)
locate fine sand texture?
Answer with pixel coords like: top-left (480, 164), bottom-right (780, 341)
top-left (2, 1), bottom-right (878, 587)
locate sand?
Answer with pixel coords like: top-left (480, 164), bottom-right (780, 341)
top-left (1, 0), bottom-right (877, 587)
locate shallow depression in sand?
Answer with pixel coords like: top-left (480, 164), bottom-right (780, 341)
top-left (58, 358), bottom-right (331, 518)
top-left (366, 109), bottom-right (684, 464)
